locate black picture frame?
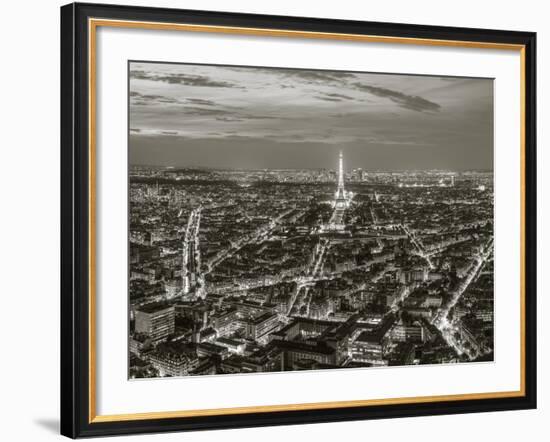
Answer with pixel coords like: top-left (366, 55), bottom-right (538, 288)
top-left (61, 2), bottom-right (537, 438)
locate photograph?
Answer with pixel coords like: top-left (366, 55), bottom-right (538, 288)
top-left (128, 61), bottom-right (495, 379)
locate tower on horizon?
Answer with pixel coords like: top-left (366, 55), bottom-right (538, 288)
top-left (335, 151), bottom-right (348, 209)
top-left (337, 151), bottom-right (345, 195)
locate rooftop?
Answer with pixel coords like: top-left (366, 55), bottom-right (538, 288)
top-left (137, 302), bottom-right (174, 314)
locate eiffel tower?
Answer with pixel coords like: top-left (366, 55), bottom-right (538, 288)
top-left (334, 151), bottom-right (348, 209)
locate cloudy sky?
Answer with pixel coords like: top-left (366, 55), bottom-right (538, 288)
top-left (129, 62), bottom-right (493, 171)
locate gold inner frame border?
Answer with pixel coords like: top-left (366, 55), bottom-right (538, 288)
top-left (87, 18), bottom-right (527, 424)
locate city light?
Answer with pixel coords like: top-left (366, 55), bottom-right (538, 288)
top-left (130, 154), bottom-right (494, 378)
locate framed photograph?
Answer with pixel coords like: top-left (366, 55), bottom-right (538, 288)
top-left (60, 2), bottom-right (537, 438)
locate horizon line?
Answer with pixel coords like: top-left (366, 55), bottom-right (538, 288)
top-left (129, 164), bottom-right (493, 173)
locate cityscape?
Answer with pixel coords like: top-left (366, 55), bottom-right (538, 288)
top-left (128, 62), bottom-right (494, 378)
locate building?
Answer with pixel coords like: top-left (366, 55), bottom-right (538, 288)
top-left (130, 243), bottom-right (160, 264)
top-left (421, 295), bottom-right (443, 308)
top-left (189, 358), bottom-right (217, 376)
top-left (388, 342), bottom-right (416, 366)
top-left (458, 321), bottom-right (482, 354)
top-left (164, 278), bottom-right (182, 297)
top-left (215, 337), bottom-right (246, 354)
top-left (273, 340), bottom-right (337, 368)
top-left (175, 301), bottom-right (209, 327)
top-left (245, 312), bottom-right (279, 341)
top-left (129, 333), bottom-right (151, 356)
top-left (391, 321), bottom-right (425, 343)
top-left (212, 307), bottom-right (238, 337)
top-left (350, 316), bottom-right (395, 366)
top-left (196, 342), bottom-right (229, 359)
top-left (134, 303), bottom-right (175, 342)
top-left (148, 341), bottom-right (199, 377)
top-left (232, 300), bottom-right (274, 318)
top-left (350, 331), bottom-right (387, 366)
top-left (403, 307), bottom-right (433, 319)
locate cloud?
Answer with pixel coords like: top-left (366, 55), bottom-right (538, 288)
top-left (129, 92), bottom-right (179, 106)
top-left (179, 106), bottom-right (231, 117)
top-left (281, 70), bottom-right (356, 86)
top-left (130, 92), bottom-right (225, 109)
top-left (137, 94), bottom-right (178, 104)
top-left (316, 96), bottom-right (343, 102)
top-left (213, 113), bottom-right (280, 122)
top-left (130, 90), bottom-right (282, 122)
top-left (233, 67), bottom-right (356, 87)
top-left (187, 98), bottom-right (217, 106)
top-left (129, 70), bottom-right (151, 81)
top-left (287, 71), bottom-right (354, 82)
top-left (241, 114), bottom-right (279, 120)
top-left (324, 93), bottom-right (354, 100)
top-left (216, 117), bottom-right (245, 122)
top-left (316, 93), bottom-right (356, 102)
top-left (353, 83), bottom-right (440, 112)
top-left (130, 69), bottom-right (242, 88)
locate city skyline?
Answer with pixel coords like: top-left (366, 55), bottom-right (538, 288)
top-left (129, 62), bottom-right (493, 171)
top-left (130, 163), bottom-right (492, 173)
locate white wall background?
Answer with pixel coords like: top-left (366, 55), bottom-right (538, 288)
top-left (0, 0), bottom-right (546, 440)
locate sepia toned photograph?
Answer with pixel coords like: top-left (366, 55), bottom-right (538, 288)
top-left (128, 61), bottom-right (494, 379)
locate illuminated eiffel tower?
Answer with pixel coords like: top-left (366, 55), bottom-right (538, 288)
top-left (321, 151), bottom-right (351, 232)
top-left (334, 151), bottom-right (348, 209)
